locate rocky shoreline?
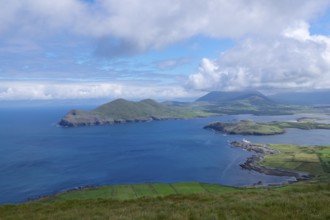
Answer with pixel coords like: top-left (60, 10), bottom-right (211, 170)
top-left (230, 141), bottom-right (310, 182)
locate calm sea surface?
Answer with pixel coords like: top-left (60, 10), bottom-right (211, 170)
top-left (0, 107), bottom-right (329, 204)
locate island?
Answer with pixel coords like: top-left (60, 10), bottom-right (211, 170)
top-left (205, 119), bottom-right (330, 135)
top-left (59, 98), bottom-right (210, 127)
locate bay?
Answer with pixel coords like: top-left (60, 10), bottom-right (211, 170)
top-left (0, 107), bottom-right (329, 204)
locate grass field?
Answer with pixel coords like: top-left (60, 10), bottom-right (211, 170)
top-left (38, 183), bottom-right (239, 202)
top-left (259, 144), bottom-right (330, 178)
top-left (1, 182), bottom-right (329, 220)
top-left (318, 147), bottom-right (330, 173)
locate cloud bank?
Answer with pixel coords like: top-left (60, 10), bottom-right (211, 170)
top-left (0, 81), bottom-right (201, 100)
top-left (1, 0), bottom-right (330, 100)
top-left (1, 0), bottom-right (329, 54)
top-left (187, 22), bottom-right (330, 92)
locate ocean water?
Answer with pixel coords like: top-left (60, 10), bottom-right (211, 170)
top-left (0, 107), bottom-right (329, 204)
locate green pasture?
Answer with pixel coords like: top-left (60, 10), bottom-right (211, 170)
top-left (260, 144), bottom-right (330, 177)
top-left (40, 182), bottom-right (241, 203)
top-left (1, 182), bottom-right (329, 220)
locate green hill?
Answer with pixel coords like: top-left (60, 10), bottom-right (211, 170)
top-left (193, 91), bottom-right (315, 115)
top-left (59, 98), bottom-right (209, 127)
top-left (95, 99), bottom-right (181, 119)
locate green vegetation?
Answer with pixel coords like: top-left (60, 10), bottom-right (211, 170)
top-left (59, 92), bottom-right (330, 127)
top-left (319, 147), bottom-right (330, 173)
top-left (194, 91), bottom-right (322, 115)
top-left (269, 121), bottom-right (330, 130)
top-left (205, 120), bottom-right (285, 135)
top-left (260, 144), bottom-right (330, 179)
top-left (206, 120), bottom-right (330, 135)
top-left (296, 117), bottom-right (326, 123)
top-left (195, 93), bottom-right (316, 116)
top-left (39, 183), bottom-right (238, 203)
top-left (200, 102), bottom-right (315, 116)
top-left (59, 98), bottom-right (213, 127)
top-left (95, 99), bottom-right (206, 119)
top-left (1, 182), bottom-right (329, 220)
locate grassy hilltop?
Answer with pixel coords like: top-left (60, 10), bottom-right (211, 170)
top-left (59, 98), bottom-right (211, 127)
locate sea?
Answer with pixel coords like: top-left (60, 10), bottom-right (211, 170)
top-left (1, 106), bottom-right (330, 204)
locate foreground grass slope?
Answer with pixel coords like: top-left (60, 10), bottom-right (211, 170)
top-left (1, 183), bottom-right (329, 220)
top-left (39, 183), bottom-right (239, 202)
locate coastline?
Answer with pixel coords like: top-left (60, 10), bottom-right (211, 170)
top-left (25, 141), bottom-right (312, 204)
top-left (230, 141), bottom-right (311, 183)
top-left (4, 112), bottom-right (329, 204)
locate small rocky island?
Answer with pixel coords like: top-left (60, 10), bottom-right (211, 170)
top-left (231, 140), bottom-right (310, 181)
top-left (59, 98), bottom-right (207, 127)
top-left (205, 119), bottom-right (330, 135)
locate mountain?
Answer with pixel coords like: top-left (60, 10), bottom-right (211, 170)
top-left (59, 90), bottom-right (324, 128)
top-left (193, 91), bottom-right (312, 115)
top-left (195, 91), bottom-right (273, 105)
top-left (270, 91), bottom-right (330, 105)
top-left (161, 100), bottom-right (190, 107)
top-left (59, 98), bottom-right (206, 127)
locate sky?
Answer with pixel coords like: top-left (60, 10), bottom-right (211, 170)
top-left (1, 0), bottom-right (330, 101)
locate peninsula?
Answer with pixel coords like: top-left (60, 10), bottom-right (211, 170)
top-left (230, 141), bottom-right (310, 181)
top-left (205, 119), bottom-right (330, 135)
top-left (59, 98), bottom-right (209, 127)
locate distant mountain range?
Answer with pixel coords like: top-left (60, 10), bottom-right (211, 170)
top-left (195, 91), bottom-right (273, 105)
top-left (196, 90), bottom-right (330, 106)
top-left (59, 90), bottom-right (330, 127)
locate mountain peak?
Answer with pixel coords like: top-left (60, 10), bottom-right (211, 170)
top-left (195, 91), bottom-right (271, 103)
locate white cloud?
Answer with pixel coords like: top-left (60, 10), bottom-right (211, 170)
top-left (0, 0), bottom-right (329, 54)
top-left (1, 1), bottom-right (330, 100)
top-left (155, 58), bottom-right (189, 69)
top-left (186, 22), bottom-right (330, 92)
top-left (0, 81), bottom-right (202, 100)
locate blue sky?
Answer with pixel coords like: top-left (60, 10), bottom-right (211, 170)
top-left (1, 0), bottom-right (330, 101)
